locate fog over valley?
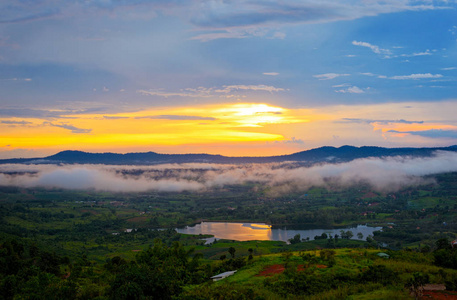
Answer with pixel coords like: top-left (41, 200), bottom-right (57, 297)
top-left (2, 150), bottom-right (457, 194)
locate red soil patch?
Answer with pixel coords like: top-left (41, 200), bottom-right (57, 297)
top-left (418, 284), bottom-right (457, 299)
top-left (257, 264), bottom-right (328, 276)
top-left (256, 264), bottom-right (285, 277)
top-left (421, 290), bottom-right (457, 299)
top-left (297, 264), bottom-right (327, 271)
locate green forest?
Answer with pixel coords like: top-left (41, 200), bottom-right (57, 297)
top-left (2, 172), bottom-right (457, 299)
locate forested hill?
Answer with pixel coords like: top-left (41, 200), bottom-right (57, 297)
top-left (1, 145), bottom-right (457, 165)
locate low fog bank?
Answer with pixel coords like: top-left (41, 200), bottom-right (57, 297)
top-left (1, 150), bottom-right (457, 194)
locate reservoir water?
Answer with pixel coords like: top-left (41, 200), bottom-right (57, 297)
top-left (176, 222), bottom-right (382, 243)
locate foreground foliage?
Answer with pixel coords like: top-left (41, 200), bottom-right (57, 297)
top-left (2, 236), bottom-right (457, 299)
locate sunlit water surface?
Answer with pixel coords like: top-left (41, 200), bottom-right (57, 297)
top-left (176, 222), bottom-right (382, 243)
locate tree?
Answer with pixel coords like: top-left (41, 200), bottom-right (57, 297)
top-left (435, 238), bottom-right (451, 250)
top-left (357, 232), bottom-right (364, 240)
top-left (289, 234), bottom-right (301, 244)
top-left (228, 247), bottom-right (236, 259)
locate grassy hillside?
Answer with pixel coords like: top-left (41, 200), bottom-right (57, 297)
top-left (182, 247), bottom-right (457, 299)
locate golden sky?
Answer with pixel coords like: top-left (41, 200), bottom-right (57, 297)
top-left (1, 101), bottom-right (456, 158)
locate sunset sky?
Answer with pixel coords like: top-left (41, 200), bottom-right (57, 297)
top-left (1, 0), bottom-right (457, 158)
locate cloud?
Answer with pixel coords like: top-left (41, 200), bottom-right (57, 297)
top-left (275, 137), bottom-right (305, 144)
top-left (138, 84), bottom-right (285, 98)
top-left (352, 41), bottom-right (391, 55)
top-left (135, 115), bottom-right (217, 121)
top-left (215, 85), bottom-right (285, 93)
top-left (441, 67), bottom-right (456, 70)
top-left (3, 151), bottom-right (457, 194)
top-left (0, 78), bottom-right (32, 82)
top-left (388, 129), bottom-right (457, 139)
top-left (335, 86), bottom-right (365, 94)
top-left (102, 116), bottom-right (129, 120)
top-left (389, 73), bottom-right (443, 80)
top-left (313, 73), bottom-right (350, 80)
top-left (137, 88), bottom-right (213, 98)
top-left (0, 0), bottom-right (451, 43)
top-left (0, 108), bottom-right (106, 120)
top-left (410, 50), bottom-right (432, 56)
top-left (189, 1), bottom-right (448, 40)
top-left (45, 122), bottom-right (92, 134)
top-left (189, 30), bottom-right (249, 42)
top-left (1, 120), bottom-right (32, 125)
top-left (263, 72), bottom-right (279, 76)
top-left (342, 118), bottom-right (424, 125)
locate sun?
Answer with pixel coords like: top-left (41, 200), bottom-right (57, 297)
top-left (230, 103), bottom-right (284, 116)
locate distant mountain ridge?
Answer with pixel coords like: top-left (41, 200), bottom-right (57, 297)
top-left (1, 145), bottom-right (457, 165)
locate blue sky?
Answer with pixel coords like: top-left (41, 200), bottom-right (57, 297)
top-left (1, 0), bottom-right (457, 158)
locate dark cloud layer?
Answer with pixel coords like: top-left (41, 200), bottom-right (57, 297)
top-left (389, 129), bottom-right (457, 139)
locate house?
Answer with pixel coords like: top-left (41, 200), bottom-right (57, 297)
top-left (210, 270), bottom-right (237, 281)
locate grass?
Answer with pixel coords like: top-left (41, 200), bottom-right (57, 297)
top-left (181, 246), bottom-right (457, 299)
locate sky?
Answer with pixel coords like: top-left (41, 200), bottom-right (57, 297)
top-left (1, 0), bottom-right (457, 158)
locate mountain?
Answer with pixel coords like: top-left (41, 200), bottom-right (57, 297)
top-left (1, 145), bottom-right (457, 165)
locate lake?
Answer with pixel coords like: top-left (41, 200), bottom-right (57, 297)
top-left (176, 222), bottom-right (382, 243)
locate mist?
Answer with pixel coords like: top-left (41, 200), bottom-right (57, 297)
top-left (1, 150), bottom-right (457, 194)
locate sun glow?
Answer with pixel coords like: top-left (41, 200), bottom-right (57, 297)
top-left (0, 103), bottom-right (311, 156)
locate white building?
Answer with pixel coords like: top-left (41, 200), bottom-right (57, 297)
top-left (210, 270), bottom-right (237, 281)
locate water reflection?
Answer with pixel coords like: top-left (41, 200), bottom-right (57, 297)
top-left (176, 222), bottom-right (382, 243)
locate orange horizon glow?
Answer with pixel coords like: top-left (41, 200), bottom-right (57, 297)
top-left (1, 101), bottom-right (456, 159)
top-left (0, 102), bottom-right (313, 157)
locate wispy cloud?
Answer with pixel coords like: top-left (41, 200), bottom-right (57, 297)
top-left (441, 67), bottom-right (456, 71)
top-left (342, 118), bottom-right (424, 125)
top-left (390, 73), bottom-right (443, 80)
top-left (189, 30), bottom-right (249, 42)
top-left (138, 84), bottom-right (285, 98)
top-left (44, 122), bottom-right (92, 134)
top-left (1, 120), bottom-right (32, 125)
top-left (135, 115), bottom-right (217, 121)
top-left (335, 86), bottom-right (366, 94)
top-left (102, 116), bottom-right (129, 120)
top-left (263, 72), bottom-right (279, 76)
top-left (0, 78), bottom-right (32, 82)
top-left (352, 41), bottom-right (391, 55)
top-left (313, 73), bottom-right (350, 80)
top-left (0, 108), bottom-right (107, 120)
top-left (388, 129), bottom-right (457, 139)
top-left (189, 1), bottom-right (448, 40)
top-left (215, 85), bottom-right (285, 93)
top-left (401, 49), bottom-right (432, 57)
top-left (137, 89), bottom-right (211, 98)
top-left (275, 137), bottom-right (304, 144)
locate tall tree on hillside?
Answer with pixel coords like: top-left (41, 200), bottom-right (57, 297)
top-left (228, 247), bottom-right (236, 259)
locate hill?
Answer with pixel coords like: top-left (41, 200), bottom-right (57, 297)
top-left (1, 145), bottom-right (457, 165)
